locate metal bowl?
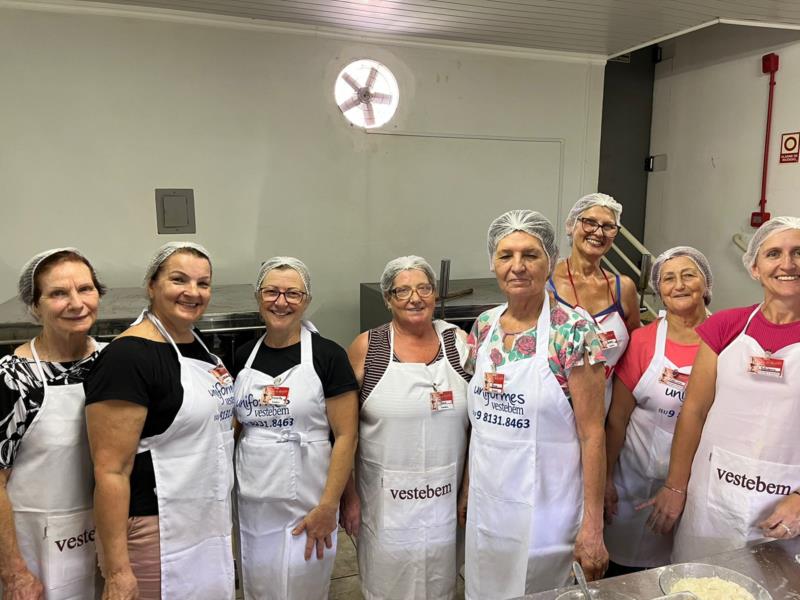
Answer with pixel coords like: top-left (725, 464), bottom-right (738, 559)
top-left (659, 562), bottom-right (772, 600)
top-left (555, 589), bottom-right (636, 600)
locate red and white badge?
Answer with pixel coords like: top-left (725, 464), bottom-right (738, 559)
top-left (598, 330), bottom-right (619, 350)
top-left (261, 385), bottom-right (291, 405)
top-left (430, 390), bottom-right (454, 412)
top-left (484, 372), bottom-right (505, 394)
top-left (210, 364), bottom-right (233, 385)
top-left (659, 367), bottom-right (689, 390)
top-left (748, 356), bottom-right (784, 378)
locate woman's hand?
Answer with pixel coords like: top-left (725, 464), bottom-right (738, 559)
top-left (292, 504), bottom-right (337, 560)
top-left (2, 567), bottom-right (44, 600)
top-left (339, 486), bottom-right (361, 538)
top-left (637, 485), bottom-right (686, 535)
top-left (573, 525), bottom-right (608, 582)
top-left (102, 569), bottom-right (138, 600)
top-left (604, 478), bottom-right (619, 525)
top-left (759, 493), bottom-right (800, 539)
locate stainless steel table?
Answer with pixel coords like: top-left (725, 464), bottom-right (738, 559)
top-left (521, 539), bottom-right (800, 599)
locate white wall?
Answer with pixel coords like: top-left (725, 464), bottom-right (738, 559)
top-left (645, 24), bottom-right (800, 311)
top-left (0, 4), bottom-right (604, 343)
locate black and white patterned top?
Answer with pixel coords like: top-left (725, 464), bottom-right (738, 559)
top-left (0, 351), bottom-right (101, 469)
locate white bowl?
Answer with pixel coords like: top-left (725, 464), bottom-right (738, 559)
top-left (658, 563), bottom-right (772, 600)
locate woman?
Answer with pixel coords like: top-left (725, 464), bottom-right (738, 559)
top-left (85, 242), bottom-right (235, 600)
top-left (550, 193), bottom-right (641, 413)
top-left (464, 210), bottom-right (608, 599)
top-left (603, 246), bottom-right (712, 575)
top-left (342, 255), bottom-right (471, 600)
top-left (232, 257), bottom-right (358, 600)
top-left (643, 216), bottom-right (800, 561)
top-left (0, 248), bottom-right (105, 600)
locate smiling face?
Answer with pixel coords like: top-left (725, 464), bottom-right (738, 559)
top-left (148, 251), bottom-right (212, 332)
top-left (492, 231), bottom-right (550, 301)
top-left (386, 269), bottom-right (436, 329)
top-left (750, 228), bottom-right (800, 301)
top-left (571, 205), bottom-right (617, 259)
top-left (33, 260), bottom-right (100, 338)
top-left (659, 256), bottom-right (708, 316)
top-left (257, 267), bottom-right (309, 337)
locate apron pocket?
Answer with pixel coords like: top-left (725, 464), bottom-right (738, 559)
top-left (284, 525), bottom-right (337, 600)
top-left (381, 463), bottom-right (457, 531)
top-left (471, 436), bottom-right (536, 504)
top-left (43, 510), bottom-right (96, 589)
top-left (236, 435), bottom-right (297, 501)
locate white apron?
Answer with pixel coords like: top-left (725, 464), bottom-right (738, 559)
top-left (673, 305), bottom-right (800, 562)
top-left (605, 318), bottom-right (692, 567)
top-left (357, 320), bottom-right (470, 600)
top-left (3, 338), bottom-right (100, 600)
top-left (465, 295), bottom-right (583, 600)
top-left (136, 311), bottom-right (235, 599)
top-left (233, 324), bottom-right (335, 600)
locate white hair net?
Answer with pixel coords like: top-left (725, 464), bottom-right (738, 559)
top-left (650, 246), bottom-right (713, 306)
top-left (380, 256), bottom-right (437, 296)
top-left (742, 216), bottom-right (800, 277)
top-left (18, 248), bottom-right (105, 312)
top-left (144, 242), bottom-right (212, 285)
top-left (256, 257), bottom-right (312, 296)
top-left (565, 193), bottom-right (623, 239)
top-left (486, 210), bottom-right (558, 272)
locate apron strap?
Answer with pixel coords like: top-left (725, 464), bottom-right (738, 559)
top-left (654, 316), bottom-right (669, 359)
top-left (28, 338), bottom-right (49, 391)
top-left (244, 333), bottom-right (267, 369)
top-left (300, 324), bottom-right (313, 365)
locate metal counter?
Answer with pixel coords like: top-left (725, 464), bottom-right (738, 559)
top-left (522, 539), bottom-right (800, 599)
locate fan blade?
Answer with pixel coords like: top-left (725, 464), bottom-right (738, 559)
top-left (362, 102), bottom-right (375, 126)
top-left (372, 92), bottom-right (392, 105)
top-left (342, 72), bottom-right (360, 91)
top-left (366, 66), bottom-right (378, 90)
top-left (339, 95), bottom-right (361, 113)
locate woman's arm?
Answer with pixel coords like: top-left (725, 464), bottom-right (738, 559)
top-left (638, 341), bottom-right (718, 534)
top-left (86, 400), bottom-right (147, 600)
top-left (619, 276), bottom-right (642, 331)
top-left (292, 390), bottom-right (358, 560)
top-left (604, 377), bottom-right (636, 524)
top-left (568, 359), bottom-right (609, 581)
top-left (0, 468), bottom-right (44, 599)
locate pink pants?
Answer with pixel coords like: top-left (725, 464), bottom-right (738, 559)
top-left (99, 516), bottom-right (162, 599)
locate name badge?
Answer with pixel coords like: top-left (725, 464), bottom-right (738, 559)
top-left (210, 365), bottom-right (233, 385)
top-left (484, 372), bottom-right (505, 394)
top-left (659, 367), bottom-right (689, 390)
top-left (430, 390), bottom-right (454, 412)
top-left (261, 385), bottom-right (290, 406)
top-left (748, 356), bottom-right (784, 378)
top-left (598, 330), bottom-right (619, 349)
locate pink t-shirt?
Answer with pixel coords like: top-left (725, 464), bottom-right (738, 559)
top-left (615, 319), bottom-right (699, 392)
top-left (697, 304), bottom-right (800, 355)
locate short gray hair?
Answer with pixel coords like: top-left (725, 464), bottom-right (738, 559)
top-left (379, 256), bottom-right (437, 297)
top-left (255, 256), bottom-right (312, 297)
top-left (487, 210), bottom-right (559, 272)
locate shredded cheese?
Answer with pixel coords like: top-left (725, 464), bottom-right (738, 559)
top-left (671, 576), bottom-right (756, 600)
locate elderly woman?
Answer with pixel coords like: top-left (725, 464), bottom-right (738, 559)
top-left (603, 247), bottom-right (712, 575)
top-left (0, 248), bottom-right (105, 600)
top-left (85, 242), bottom-right (235, 600)
top-left (643, 217), bottom-right (800, 561)
top-left (464, 210), bottom-right (608, 598)
top-left (342, 255), bottom-right (471, 600)
top-left (232, 257), bottom-right (358, 600)
top-left (550, 193), bottom-right (641, 413)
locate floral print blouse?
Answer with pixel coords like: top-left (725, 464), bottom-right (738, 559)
top-left (466, 299), bottom-right (607, 396)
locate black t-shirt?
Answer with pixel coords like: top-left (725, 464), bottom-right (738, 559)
top-left (233, 333), bottom-right (358, 399)
top-left (84, 336), bottom-right (214, 516)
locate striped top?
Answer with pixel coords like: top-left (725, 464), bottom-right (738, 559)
top-left (359, 321), bottom-right (470, 403)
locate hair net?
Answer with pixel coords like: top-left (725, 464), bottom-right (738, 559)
top-left (256, 257), bottom-right (312, 296)
top-left (650, 246), bottom-right (713, 306)
top-left (565, 193), bottom-right (623, 239)
top-left (486, 210), bottom-right (558, 272)
top-left (18, 247), bottom-right (105, 310)
top-left (144, 242), bottom-right (212, 285)
top-left (742, 216), bottom-right (800, 277)
top-left (379, 256), bottom-right (437, 296)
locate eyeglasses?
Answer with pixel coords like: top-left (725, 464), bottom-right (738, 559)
top-left (577, 217), bottom-right (619, 237)
top-left (389, 283), bottom-right (434, 300)
top-left (258, 288), bottom-right (307, 304)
